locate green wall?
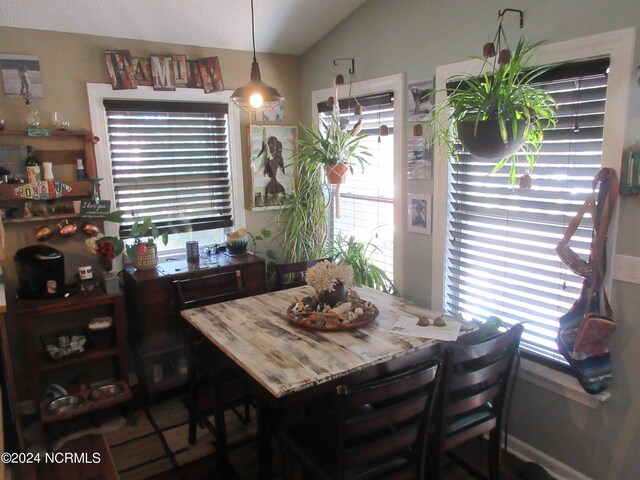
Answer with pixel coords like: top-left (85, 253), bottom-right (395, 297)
top-left (301, 1), bottom-right (640, 478)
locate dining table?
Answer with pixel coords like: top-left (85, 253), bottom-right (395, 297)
top-left (180, 285), bottom-right (456, 479)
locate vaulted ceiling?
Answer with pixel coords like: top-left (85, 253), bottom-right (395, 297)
top-left (0, 0), bottom-right (368, 56)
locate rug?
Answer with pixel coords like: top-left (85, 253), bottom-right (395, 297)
top-left (104, 396), bottom-right (259, 479)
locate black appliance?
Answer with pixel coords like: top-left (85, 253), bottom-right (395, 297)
top-left (14, 245), bottom-right (65, 299)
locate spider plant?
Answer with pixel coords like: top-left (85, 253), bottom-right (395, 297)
top-left (325, 234), bottom-right (395, 294)
top-left (429, 39), bottom-right (557, 184)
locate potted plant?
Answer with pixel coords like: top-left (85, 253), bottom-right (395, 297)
top-left (126, 217), bottom-right (169, 270)
top-left (297, 110), bottom-right (370, 185)
top-left (429, 39), bottom-right (557, 185)
top-left (325, 234), bottom-right (395, 294)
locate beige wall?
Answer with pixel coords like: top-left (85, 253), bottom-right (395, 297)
top-left (0, 26), bottom-right (300, 406)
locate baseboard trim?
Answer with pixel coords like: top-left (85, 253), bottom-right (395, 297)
top-left (507, 435), bottom-right (593, 480)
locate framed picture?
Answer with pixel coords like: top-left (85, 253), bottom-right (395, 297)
top-left (104, 50), bottom-right (137, 90)
top-left (186, 60), bottom-right (203, 88)
top-left (407, 124), bottom-right (433, 180)
top-left (150, 55), bottom-right (175, 91)
top-left (172, 54), bottom-right (188, 87)
top-left (408, 78), bottom-right (434, 122)
top-left (0, 54), bottom-right (44, 99)
top-left (198, 57), bottom-right (224, 94)
top-left (408, 193), bottom-right (432, 235)
top-left (247, 125), bottom-right (297, 210)
top-left (131, 57), bottom-right (152, 86)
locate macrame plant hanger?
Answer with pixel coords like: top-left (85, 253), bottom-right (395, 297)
top-left (330, 58), bottom-right (359, 218)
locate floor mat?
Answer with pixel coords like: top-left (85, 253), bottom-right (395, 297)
top-left (105, 396), bottom-right (257, 479)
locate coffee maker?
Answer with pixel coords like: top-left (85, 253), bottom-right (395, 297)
top-left (14, 245), bottom-right (65, 299)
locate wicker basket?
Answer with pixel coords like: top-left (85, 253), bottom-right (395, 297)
top-left (134, 244), bottom-right (158, 271)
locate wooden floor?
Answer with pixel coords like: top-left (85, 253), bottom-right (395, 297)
top-left (149, 436), bottom-right (531, 480)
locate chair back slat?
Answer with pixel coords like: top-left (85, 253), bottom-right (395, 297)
top-left (450, 355), bottom-right (510, 391)
top-left (275, 257), bottom-right (332, 290)
top-left (335, 361), bottom-right (440, 478)
top-left (447, 383), bottom-right (500, 418)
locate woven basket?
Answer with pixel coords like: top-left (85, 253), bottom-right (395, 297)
top-left (134, 244), bottom-right (158, 271)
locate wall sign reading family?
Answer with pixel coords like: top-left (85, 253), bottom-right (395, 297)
top-left (104, 50), bottom-right (223, 93)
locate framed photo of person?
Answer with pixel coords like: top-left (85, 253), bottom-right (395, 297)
top-left (247, 125), bottom-right (297, 210)
top-left (408, 193), bottom-right (432, 235)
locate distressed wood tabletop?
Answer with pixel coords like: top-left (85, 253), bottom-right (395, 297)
top-left (181, 286), bottom-right (444, 399)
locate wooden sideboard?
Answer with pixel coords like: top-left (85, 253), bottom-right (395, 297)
top-left (123, 252), bottom-right (266, 400)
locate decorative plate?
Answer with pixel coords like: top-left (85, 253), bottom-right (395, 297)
top-left (286, 292), bottom-right (379, 331)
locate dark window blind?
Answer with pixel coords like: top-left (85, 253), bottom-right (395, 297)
top-left (103, 100), bottom-right (233, 238)
top-left (444, 58), bottom-right (610, 365)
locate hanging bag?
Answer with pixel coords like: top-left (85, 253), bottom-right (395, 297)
top-left (556, 168), bottom-right (618, 394)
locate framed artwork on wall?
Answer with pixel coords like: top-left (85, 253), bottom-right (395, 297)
top-left (247, 125), bottom-right (297, 210)
top-left (408, 193), bottom-right (432, 235)
top-left (0, 54), bottom-right (45, 98)
top-left (407, 78), bottom-right (434, 122)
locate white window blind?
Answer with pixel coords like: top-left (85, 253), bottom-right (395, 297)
top-left (318, 93), bottom-right (395, 279)
top-left (103, 100), bottom-right (233, 239)
top-left (444, 58), bottom-right (610, 365)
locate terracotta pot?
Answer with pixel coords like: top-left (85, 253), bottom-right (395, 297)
top-left (325, 163), bottom-right (349, 184)
top-left (456, 118), bottom-right (527, 160)
top-left (134, 244), bottom-right (158, 271)
top-left (318, 282), bottom-right (347, 307)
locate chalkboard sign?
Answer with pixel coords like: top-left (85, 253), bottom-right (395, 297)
top-left (80, 200), bottom-right (112, 218)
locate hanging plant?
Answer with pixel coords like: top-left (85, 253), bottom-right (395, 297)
top-left (429, 38), bottom-right (558, 185)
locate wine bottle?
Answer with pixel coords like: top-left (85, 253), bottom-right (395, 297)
top-left (76, 159), bottom-right (86, 180)
top-left (25, 146), bottom-right (41, 184)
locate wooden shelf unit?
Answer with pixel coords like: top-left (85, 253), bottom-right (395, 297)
top-left (16, 290), bottom-right (130, 424)
top-left (0, 129), bottom-right (99, 222)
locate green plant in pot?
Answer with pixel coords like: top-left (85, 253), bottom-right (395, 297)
top-left (124, 217), bottom-right (169, 270)
top-left (429, 39), bottom-right (557, 185)
top-left (325, 234), bottom-right (396, 294)
top-left (297, 107), bottom-right (371, 185)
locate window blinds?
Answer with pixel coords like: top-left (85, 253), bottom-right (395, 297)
top-left (103, 100), bottom-right (233, 238)
top-left (445, 58), bottom-right (610, 365)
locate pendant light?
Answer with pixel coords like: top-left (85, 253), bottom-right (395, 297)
top-left (231, 0), bottom-right (284, 114)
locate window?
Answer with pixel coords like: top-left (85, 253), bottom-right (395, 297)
top-left (317, 92), bottom-right (395, 281)
top-left (103, 100), bottom-right (233, 251)
top-left (442, 59), bottom-right (611, 365)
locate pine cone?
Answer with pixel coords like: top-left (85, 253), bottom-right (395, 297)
top-left (498, 49), bottom-right (512, 65)
top-left (483, 42), bottom-right (496, 57)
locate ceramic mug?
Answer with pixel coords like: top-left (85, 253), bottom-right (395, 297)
top-left (57, 219), bottom-right (78, 237)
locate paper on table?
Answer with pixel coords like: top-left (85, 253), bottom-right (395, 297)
top-left (389, 315), bottom-right (461, 341)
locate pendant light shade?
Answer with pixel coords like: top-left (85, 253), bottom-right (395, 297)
top-left (231, 0), bottom-right (284, 114)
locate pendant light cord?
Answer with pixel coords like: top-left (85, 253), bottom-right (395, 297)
top-left (251, 0), bottom-right (257, 63)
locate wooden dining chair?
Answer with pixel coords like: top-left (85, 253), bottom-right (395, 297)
top-left (174, 269), bottom-right (252, 463)
top-left (429, 323), bottom-right (524, 480)
top-left (275, 257), bottom-right (332, 290)
top-left (275, 360), bottom-right (441, 480)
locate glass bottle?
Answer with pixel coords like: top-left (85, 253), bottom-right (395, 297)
top-left (23, 103), bottom-right (40, 129)
top-left (25, 146), bottom-right (41, 184)
top-left (76, 159), bottom-right (86, 180)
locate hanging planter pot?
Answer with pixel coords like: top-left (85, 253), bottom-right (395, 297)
top-left (325, 163), bottom-right (349, 184)
top-left (456, 118), bottom-right (527, 160)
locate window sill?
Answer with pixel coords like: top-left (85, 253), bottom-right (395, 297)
top-left (517, 357), bottom-right (610, 409)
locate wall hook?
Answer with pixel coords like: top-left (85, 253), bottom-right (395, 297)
top-left (498, 8), bottom-right (523, 28)
top-left (333, 58), bottom-right (355, 75)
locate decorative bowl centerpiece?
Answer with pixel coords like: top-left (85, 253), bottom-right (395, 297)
top-left (286, 260), bottom-right (379, 331)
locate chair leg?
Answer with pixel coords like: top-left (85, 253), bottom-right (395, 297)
top-left (186, 328), bottom-right (198, 445)
top-left (488, 428), bottom-right (502, 480)
top-left (214, 389), bottom-right (230, 467)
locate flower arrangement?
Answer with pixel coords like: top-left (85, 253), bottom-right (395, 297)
top-left (305, 260), bottom-right (354, 293)
top-left (86, 234), bottom-right (122, 260)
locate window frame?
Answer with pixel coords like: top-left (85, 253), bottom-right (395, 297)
top-left (310, 74), bottom-right (405, 294)
top-left (86, 83), bottom-right (245, 246)
top-left (430, 29), bottom-right (635, 401)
